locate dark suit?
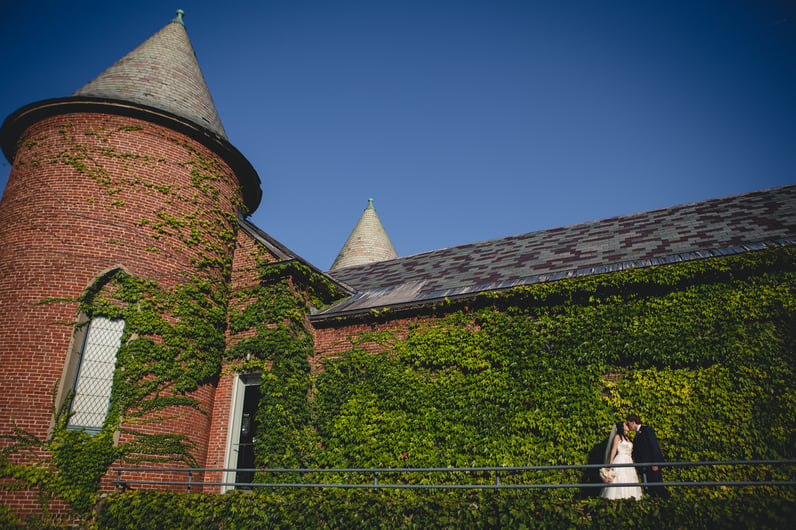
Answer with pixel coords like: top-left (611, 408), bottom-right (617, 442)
top-left (631, 424), bottom-right (670, 498)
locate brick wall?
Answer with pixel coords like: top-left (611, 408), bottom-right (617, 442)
top-left (202, 227), bottom-right (280, 491)
top-left (0, 112), bottom-right (244, 506)
top-left (312, 314), bottom-right (433, 372)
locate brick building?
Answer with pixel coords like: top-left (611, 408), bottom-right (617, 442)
top-left (1, 12), bottom-right (794, 516)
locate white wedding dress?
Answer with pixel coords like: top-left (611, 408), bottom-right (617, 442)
top-left (601, 438), bottom-right (643, 500)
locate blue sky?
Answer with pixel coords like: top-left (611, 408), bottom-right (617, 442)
top-left (1, 0), bottom-right (794, 270)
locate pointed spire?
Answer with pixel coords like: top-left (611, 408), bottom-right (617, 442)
top-left (72, 10), bottom-right (227, 139)
top-left (330, 199), bottom-right (398, 270)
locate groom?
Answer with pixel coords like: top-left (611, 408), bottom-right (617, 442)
top-left (626, 414), bottom-right (670, 498)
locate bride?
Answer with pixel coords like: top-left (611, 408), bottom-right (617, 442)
top-left (601, 421), bottom-right (643, 500)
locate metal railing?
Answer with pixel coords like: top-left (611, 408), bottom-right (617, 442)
top-left (113, 460), bottom-right (796, 493)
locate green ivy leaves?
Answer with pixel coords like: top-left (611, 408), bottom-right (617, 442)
top-left (310, 247), bottom-right (796, 493)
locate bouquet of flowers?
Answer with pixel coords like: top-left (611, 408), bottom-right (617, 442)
top-left (600, 467), bottom-right (616, 483)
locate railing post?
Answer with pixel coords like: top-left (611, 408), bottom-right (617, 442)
top-left (187, 470), bottom-right (192, 493)
top-left (495, 469), bottom-right (501, 486)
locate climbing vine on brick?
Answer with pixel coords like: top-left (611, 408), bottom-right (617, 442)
top-left (1, 120), bottom-right (244, 518)
top-left (226, 260), bottom-right (346, 473)
top-left (311, 246), bottom-right (796, 495)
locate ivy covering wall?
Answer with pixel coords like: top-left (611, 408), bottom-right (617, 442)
top-left (4, 214), bottom-right (795, 526)
top-left (1, 120), bottom-right (243, 518)
top-left (92, 490), bottom-right (796, 529)
top-left (226, 260), bottom-right (348, 471)
top-left (232, 245), bottom-right (796, 498)
top-left (83, 244), bottom-right (796, 527)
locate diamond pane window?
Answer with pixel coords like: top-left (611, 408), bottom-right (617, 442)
top-left (67, 317), bottom-right (124, 432)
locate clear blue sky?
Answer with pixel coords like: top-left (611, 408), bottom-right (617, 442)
top-left (1, 0), bottom-right (794, 270)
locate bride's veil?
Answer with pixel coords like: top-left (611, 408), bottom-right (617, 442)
top-left (603, 424), bottom-right (618, 465)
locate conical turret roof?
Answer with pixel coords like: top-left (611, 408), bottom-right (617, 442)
top-left (73, 10), bottom-right (227, 139)
top-left (1, 11), bottom-right (261, 212)
top-left (330, 199), bottom-right (398, 270)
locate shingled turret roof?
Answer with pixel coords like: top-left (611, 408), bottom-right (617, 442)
top-left (73, 10), bottom-right (227, 140)
top-left (0, 11), bottom-right (262, 212)
top-left (315, 185), bottom-right (796, 319)
top-left (330, 199), bottom-right (398, 270)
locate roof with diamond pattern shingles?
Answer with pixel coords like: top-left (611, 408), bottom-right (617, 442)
top-left (316, 185), bottom-right (796, 318)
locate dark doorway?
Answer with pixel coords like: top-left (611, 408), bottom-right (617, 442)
top-left (234, 383), bottom-right (261, 486)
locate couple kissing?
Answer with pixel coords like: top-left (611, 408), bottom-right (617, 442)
top-left (601, 414), bottom-right (670, 500)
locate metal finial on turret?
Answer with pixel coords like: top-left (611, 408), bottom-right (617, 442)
top-left (173, 9), bottom-right (185, 25)
top-left (367, 198), bottom-right (374, 208)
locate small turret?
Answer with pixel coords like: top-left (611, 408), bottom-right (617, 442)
top-left (330, 199), bottom-right (398, 270)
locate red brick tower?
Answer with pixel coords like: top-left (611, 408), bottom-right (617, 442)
top-left (0, 11), bottom-right (260, 510)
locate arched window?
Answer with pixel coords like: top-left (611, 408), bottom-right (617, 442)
top-left (66, 316), bottom-right (125, 432)
top-left (54, 266), bottom-right (130, 434)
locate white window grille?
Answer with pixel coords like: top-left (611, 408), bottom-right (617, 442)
top-left (67, 316), bottom-right (125, 432)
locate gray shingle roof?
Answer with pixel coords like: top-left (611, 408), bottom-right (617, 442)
top-left (317, 185), bottom-right (796, 318)
top-left (73, 11), bottom-right (227, 140)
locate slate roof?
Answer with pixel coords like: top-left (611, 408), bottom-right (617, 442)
top-left (73, 10), bottom-right (227, 140)
top-left (1, 11), bottom-right (263, 213)
top-left (330, 199), bottom-right (398, 270)
top-left (316, 185), bottom-right (796, 319)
